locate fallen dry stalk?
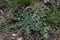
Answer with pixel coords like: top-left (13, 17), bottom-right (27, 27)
top-left (0, 10), bottom-right (4, 15)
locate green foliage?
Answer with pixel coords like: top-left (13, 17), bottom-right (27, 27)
top-left (17, 0), bottom-right (34, 7)
top-left (0, 0), bottom-right (60, 38)
top-left (7, 7), bottom-right (60, 36)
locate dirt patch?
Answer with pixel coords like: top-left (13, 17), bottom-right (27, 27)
top-left (0, 31), bottom-right (60, 40)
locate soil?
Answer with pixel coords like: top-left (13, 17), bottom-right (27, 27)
top-left (0, 31), bottom-right (60, 40)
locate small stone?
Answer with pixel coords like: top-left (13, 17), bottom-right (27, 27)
top-left (12, 33), bottom-right (16, 37)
